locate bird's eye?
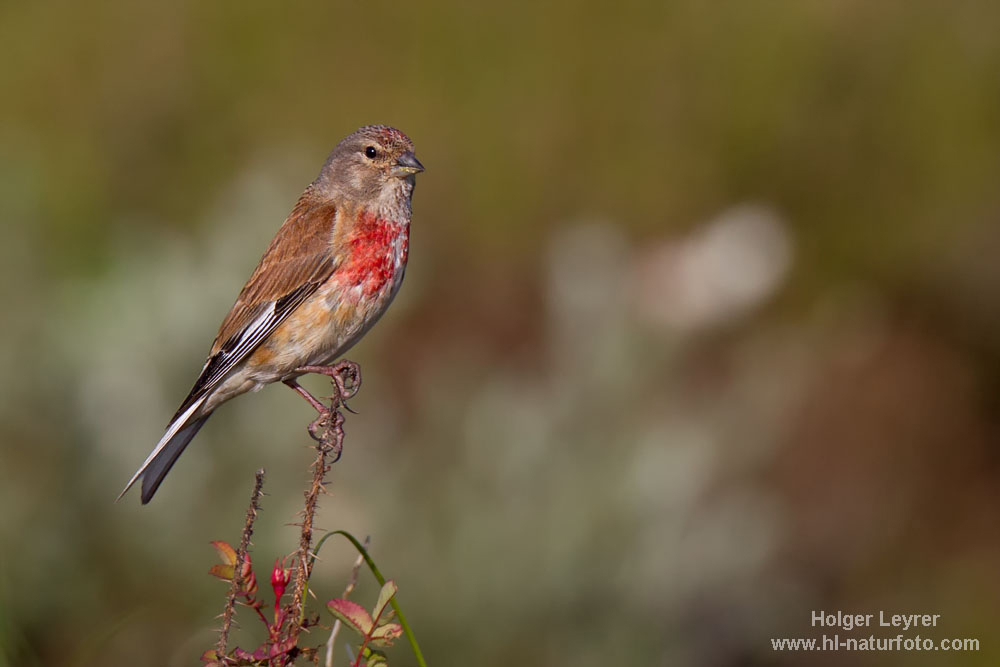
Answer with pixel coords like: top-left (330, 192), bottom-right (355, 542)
top-left (364, 146), bottom-right (378, 159)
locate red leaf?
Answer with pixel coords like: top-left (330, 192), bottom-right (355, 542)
top-left (270, 637), bottom-right (298, 658)
top-left (233, 647), bottom-right (256, 660)
top-left (210, 541), bottom-right (238, 567)
top-left (242, 568), bottom-right (258, 596)
top-left (327, 598), bottom-right (374, 635)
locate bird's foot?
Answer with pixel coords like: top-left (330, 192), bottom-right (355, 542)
top-left (306, 408), bottom-right (345, 461)
top-left (287, 360), bottom-right (360, 461)
top-left (296, 360), bottom-right (361, 410)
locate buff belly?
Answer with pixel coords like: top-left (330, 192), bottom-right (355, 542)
top-left (200, 272), bottom-right (404, 414)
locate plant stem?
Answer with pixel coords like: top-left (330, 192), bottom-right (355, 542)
top-left (217, 468), bottom-right (266, 660)
top-left (290, 428), bottom-right (335, 638)
top-left (314, 530), bottom-right (428, 667)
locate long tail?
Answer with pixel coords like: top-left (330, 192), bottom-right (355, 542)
top-left (118, 395), bottom-right (211, 504)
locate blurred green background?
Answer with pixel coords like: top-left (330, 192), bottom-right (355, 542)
top-left (2, 1), bottom-right (1000, 665)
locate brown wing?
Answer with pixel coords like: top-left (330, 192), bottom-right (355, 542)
top-left (171, 190), bottom-right (340, 420)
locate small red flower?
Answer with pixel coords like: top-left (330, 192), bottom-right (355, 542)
top-left (270, 557), bottom-right (291, 617)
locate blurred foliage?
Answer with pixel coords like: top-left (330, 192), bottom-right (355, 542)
top-left (2, 1), bottom-right (1000, 665)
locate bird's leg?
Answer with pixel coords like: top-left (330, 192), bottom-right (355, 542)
top-left (284, 360), bottom-right (362, 459)
top-left (283, 378), bottom-right (328, 414)
top-left (282, 379), bottom-right (331, 440)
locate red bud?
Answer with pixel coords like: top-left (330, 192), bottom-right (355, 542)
top-left (270, 558), bottom-right (291, 617)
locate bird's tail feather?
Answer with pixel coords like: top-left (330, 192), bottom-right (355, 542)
top-left (117, 394), bottom-right (210, 504)
top-left (139, 415), bottom-right (209, 503)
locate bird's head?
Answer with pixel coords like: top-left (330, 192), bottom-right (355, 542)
top-left (316, 125), bottom-right (424, 212)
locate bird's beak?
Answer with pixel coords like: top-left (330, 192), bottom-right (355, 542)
top-left (393, 152), bottom-right (425, 177)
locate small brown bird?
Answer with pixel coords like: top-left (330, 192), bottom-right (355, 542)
top-left (120, 125), bottom-right (423, 504)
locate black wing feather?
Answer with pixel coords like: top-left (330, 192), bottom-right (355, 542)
top-left (169, 281), bottom-right (321, 422)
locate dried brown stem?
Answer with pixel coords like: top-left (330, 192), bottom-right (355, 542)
top-left (217, 468), bottom-right (266, 661)
top-left (288, 361), bottom-right (360, 644)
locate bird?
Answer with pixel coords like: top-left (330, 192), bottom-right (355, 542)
top-left (119, 125), bottom-right (423, 504)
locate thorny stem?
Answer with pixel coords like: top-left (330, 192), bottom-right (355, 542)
top-left (288, 361), bottom-right (360, 643)
top-left (289, 433), bottom-right (332, 638)
top-left (217, 468), bottom-right (266, 661)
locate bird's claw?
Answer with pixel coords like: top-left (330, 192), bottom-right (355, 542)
top-left (294, 360), bottom-right (361, 407)
top-left (329, 361), bottom-right (361, 405)
top-left (307, 413), bottom-right (327, 442)
top-left (322, 393), bottom-right (358, 414)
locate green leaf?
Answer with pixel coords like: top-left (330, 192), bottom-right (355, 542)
top-left (208, 563), bottom-right (234, 581)
top-left (372, 580), bottom-right (398, 622)
top-left (327, 598), bottom-right (374, 636)
top-left (369, 622), bottom-right (403, 647)
top-left (199, 648), bottom-right (220, 665)
top-left (363, 647), bottom-right (388, 666)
